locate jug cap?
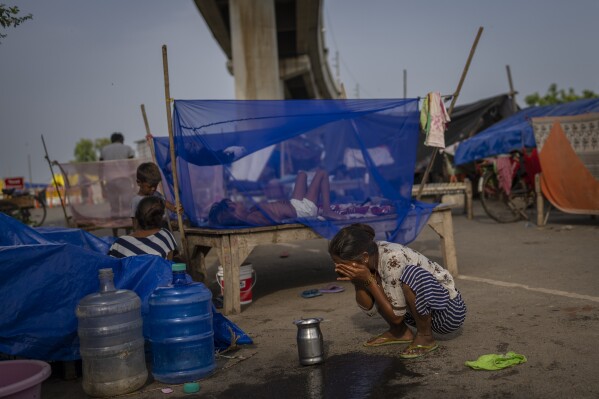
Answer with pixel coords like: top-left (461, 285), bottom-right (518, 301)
top-left (172, 263), bottom-right (187, 272)
top-left (98, 268), bottom-right (114, 278)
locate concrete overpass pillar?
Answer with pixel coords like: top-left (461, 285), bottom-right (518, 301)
top-left (229, 0), bottom-right (283, 99)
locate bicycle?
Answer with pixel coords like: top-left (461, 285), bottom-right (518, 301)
top-left (0, 188), bottom-right (47, 227)
top-left (477, 149), bottom-right (541, 223)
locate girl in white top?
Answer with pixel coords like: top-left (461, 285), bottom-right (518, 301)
top-left (329, 223), bottom-right (466, 359)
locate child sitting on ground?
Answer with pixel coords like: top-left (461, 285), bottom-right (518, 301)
top-left (131, 162), bottom-right (182, 230)
top-left (208, 169), bottom-right (343, 226)
top-left (109, 196), bottom-right (178, 260)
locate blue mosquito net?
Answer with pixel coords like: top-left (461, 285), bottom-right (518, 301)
top-left (153, 99), bottom-right (436, 244)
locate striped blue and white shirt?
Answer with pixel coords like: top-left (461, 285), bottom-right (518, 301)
top-left (108, 228), bottom-right (177, 259)
top-left (361, 241), bottom-right (466, 334)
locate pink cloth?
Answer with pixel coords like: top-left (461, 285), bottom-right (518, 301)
top-left (495, 156), bottom-right (516, 196)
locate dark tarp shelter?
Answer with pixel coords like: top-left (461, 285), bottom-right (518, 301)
top-left (454, 98), bottom-right (599, 165)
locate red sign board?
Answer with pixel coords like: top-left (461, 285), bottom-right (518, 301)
top-left (4, 177), bottom-right (25, 190)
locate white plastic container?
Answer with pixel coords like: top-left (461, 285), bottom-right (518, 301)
top-left (216, 264), bottom-right (256, 305)
top-left (76, 268), bottom-right (147, 397)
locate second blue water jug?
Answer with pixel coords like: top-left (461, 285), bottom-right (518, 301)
top-left (148, 263), bottom-right (215, 383)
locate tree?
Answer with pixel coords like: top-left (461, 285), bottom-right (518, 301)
top-left (74, 139), bottom-right (97, 162)
top-left (0, 4), bottom-right (32, 43)
top-left (73, 137), bottom-right (112, 162)
top-left (525, 84), bottom-right (598, 107)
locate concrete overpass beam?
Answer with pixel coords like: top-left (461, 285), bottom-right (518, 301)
top-left (229, 0), bottom-right (283, 99)
top-left (280, 55), bottom-right (317, 98)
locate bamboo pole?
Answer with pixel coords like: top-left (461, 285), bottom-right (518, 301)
top-left (417, 26), bottom-right (484, 200)
top-left (140, 103), bottom-right (173, 232)
top-left (162, 45), bottom-right (189, 262)
top-left (506, 65), bottom-right (518, 113)
top-left (140, 104), bottom-right (152, 141)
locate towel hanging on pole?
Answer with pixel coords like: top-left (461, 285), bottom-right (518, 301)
top-left (420, 92), bottom-right (450, 148)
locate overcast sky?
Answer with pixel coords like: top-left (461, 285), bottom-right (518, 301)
top-left (1, 0), bottom-right (598, 183)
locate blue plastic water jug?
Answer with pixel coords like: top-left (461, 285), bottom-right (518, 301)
top-left (148, 263), bottom-right (215, 383)
top-left (76, 268), bottom-right (147, 397)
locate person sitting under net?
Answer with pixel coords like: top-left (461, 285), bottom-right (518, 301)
top-left (208, 169), bottom-right (344, 226)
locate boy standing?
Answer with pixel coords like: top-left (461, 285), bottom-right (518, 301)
top-left (131, 162), bottom-right (181, 230)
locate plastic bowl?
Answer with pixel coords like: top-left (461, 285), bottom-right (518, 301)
top-left (0, 360), bottom-right (51, 399)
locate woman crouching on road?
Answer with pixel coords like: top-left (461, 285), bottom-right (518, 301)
top-left (328, 223), bottom-right (466, 359)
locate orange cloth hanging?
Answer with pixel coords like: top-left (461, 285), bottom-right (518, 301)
top-left (538, 122), bottom-right (599, 214)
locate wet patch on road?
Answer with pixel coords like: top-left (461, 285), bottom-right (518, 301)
top-left (217, 352), bottom-right (423, 398)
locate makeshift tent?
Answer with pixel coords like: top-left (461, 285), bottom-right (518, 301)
top-left (57, 159), bottom-right (143, 231)
top-left (0, 214), bottom-right (251, 361)
top-left (454, 98), bottom-right (599, 165)
top-left (415, 94), bottom-right (518, 182)
top-left (532, 114), bottom-right (599, 215)
top-left (153, 99), bottom-right (437, 244)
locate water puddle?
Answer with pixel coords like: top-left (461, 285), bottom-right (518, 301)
top-left (218, 352), bottom-right (423, 398)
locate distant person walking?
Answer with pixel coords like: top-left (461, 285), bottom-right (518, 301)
top-left (100, 132), bottom-right (136, 218)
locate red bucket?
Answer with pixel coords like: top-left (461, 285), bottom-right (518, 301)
top-left (216, 264), bottom-right (256, 305)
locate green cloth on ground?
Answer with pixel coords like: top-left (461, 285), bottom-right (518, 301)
top-left (465, 351), bottom-right (527, 370)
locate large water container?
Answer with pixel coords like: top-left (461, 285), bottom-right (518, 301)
top-left (148, 263), bottom-right (215, 383)
top-left (76, 268), bottom-right (147, 397)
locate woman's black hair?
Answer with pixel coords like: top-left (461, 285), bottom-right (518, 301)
top-left (328, 223), bottom-right (377, 261)
top-left (135, 196), bottom-right (165, 230)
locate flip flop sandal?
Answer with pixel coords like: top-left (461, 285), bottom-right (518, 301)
top-left (399, 343), bottom-right (439, 359)
top-left (300, 289), bottom-right (322, 298)
top-left (319, 284), bottom-right (345, 294)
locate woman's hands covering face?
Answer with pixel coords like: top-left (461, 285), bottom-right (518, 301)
top-left (334, 261), bottom-right (371, 284)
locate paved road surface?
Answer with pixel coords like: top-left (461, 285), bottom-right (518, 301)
top-left (39, 203), bottom-right (599, 398)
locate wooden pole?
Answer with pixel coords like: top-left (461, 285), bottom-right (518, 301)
top-left (41, 134), bottom-right (70, 226)
top-left (140, 104), bottom-right (151, 140)
top-left (162, 45), bottom-right (189, 262)
top-left (506, 65), bottom-right (518, 112)
top-left (140, 103), bottom-right (173, 232)
top-left (417, 26), bottom-right (484, 200)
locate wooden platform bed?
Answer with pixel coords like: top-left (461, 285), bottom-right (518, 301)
top-left (185, 205), bottom-right (458, 315)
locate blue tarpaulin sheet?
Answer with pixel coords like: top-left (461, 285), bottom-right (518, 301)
top-left (153, 99), bottom-right (436, 244)
top-left (454, 98), bottom-right (599, 165)
top-left (0, 214), bottom-right (251, 361)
